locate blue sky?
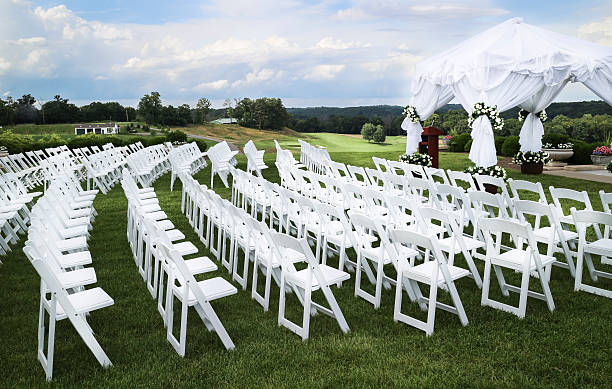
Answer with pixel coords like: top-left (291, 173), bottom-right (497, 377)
top-left (0, 0), bottom-right (611, 108)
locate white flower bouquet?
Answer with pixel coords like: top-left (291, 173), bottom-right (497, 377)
top-left (512, 151), bottom-right (551, 165)
top-left (464, 165), bottom-right (507, 180)
top-left (518, 109), bottom-right (547, 122)
top-left (543, 142), bottom-right (573, 150)
top-left (468, 102), bottom-right (504, 133)
top-left (403, 105), bottom-right (421, 124)
top-left (400, 152), bottom-right (432, 167)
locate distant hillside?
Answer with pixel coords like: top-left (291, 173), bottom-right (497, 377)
top-left (287, 101), bottom-right (612, 120)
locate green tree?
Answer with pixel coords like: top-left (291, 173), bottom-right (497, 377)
top-left (372, 125), bottom-right (386, 143)
top-left (361, 122), bottom-right (376, 142)
top-left (137, 91), bottom-right (162, 124)
top-left (196, 98), bottom-right (211, 124)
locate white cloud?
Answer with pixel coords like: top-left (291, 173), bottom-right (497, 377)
top-left (361, 52), bottom-right (423, 77)
top-left (578, 17), bottom-right (612, 46)
top-left (232, 68), bottom-right (282, 88)
top-left (13, 37), bottom-right (47, 45)
top-left (193, 80), bottom-right (229, 91)
top-left (0, 58), bottom-right (10, 75)
top-left (304, 64), bottom-right (346, 81)
top-left (315, 37), bottom-right (371, 50)
top-left (336, 1), bottom-right (509, 21)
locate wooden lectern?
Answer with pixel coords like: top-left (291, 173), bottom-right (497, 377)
top-left (418, 126), bottom-right (444, 168)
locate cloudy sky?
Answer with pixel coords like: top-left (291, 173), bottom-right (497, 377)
top-left (1, 0), bottom-right (611, 108)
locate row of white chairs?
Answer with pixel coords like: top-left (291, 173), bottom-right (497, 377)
top-left (234, 153), bottom-right (612, 333)
top-left (0, 142), bottom-right (146, 190)
top-left (122, 169), bottom-right (236, 356)
top-left (244, 140), bottom-right (268, 177)
top-left (22, 173), bottom-right (113, 380)
top-left (125, 144), bottom-right (171, 188)
top-left (207, 141), bottom-right (238, 188)
top-left (0, 172), bottom-right (41, 258)
top-left (179, 170), bottom-right (351, 340)
top-left (298, 139), bottom-right (331, 174)
top-left (168, 142), bottom-right (207, 191)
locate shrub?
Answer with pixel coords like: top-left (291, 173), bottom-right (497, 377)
top-left (36, 134), bottom-right (66, 149)
top-left (372, 125), bottom-right (386, 143)
top-left (361, 123), bottom-right (376, 142)
top-left (193, 139), bottom-right (208, 152)
top-left (103, 136), bottom-right (124, 147)
top-left (494, 136), bottom-right (506, 154)
top-left (449, 133), bottom-right (471, 152)
top-left (165, 130), bottom-right (187, 144)
top-left (542, 133), bottom-right (570, 147)
top-left (464, 139), bottom-right (473, 152)
top-left (0, 131), bottom-right (34, 154)
top-left (566, 140), bottom-right (600, 165)
top-left (501, 136), bottom-right (520, 157)
top-left (144, 136), bottom-right (166, 147)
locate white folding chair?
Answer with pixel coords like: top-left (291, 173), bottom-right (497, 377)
top-left (479, 217), bottom-right (555, 318)
top-left (571, 209), bottom-right (612, 299)
top-left (271, 233), bottom-right (350, 340)
top-left (390, 228), bottom-right (469, 336)
top-left (156, 242), bottom-right (237, 355)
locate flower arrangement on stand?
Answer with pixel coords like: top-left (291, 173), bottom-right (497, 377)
top-left (399, 152), bottom-right (432, 167)
top-left (542, 142), bottom-right (574, 165)
top-left (403, 105), bottom-right (421, 123)
top-left (468, 102), bottom-right (504, 133)
top-left (442, 135), bottom-right (453, 145)
top-left (512, 151), bottom-right (550, 174)
top-left (518, 109), bottom-right (548, 122)
top-left (591, 146), bottom-right (612, 166)
top-left (464, 165), bottom-right (507, 193)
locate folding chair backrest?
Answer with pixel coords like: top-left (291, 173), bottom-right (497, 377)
top-left (508, 178), bottom-right (547, 203)
top-left (424, 166), bottom-right (449, 185)
top-left (447, 169), bottom-right (477, 191)
top-left (372, 157), bottom-right (390, 173)
top-left (549, 186), bottom-right (593, 220)
top-left (347, 165), bottom-right (371, 186)
top-left (599, 191), bottom-right (612, 213)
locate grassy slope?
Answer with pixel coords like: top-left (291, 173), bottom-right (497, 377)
top-left (1, 139), bottom-right (612, 387)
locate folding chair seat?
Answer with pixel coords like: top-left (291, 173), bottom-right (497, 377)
top-left (272, 233), bottom-right (350, 340)
top-left (390, 228), bottom-right (469, 336)
top-left (479, 217), bottom-right (555, 318)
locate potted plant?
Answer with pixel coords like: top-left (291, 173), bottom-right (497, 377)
top-left (399, 152), bottom-right (432, 178)
top-left (464, 165), bottom-right (507, 194)
top-left (512, 151), bottom-right (550, 174)
top-left (542, 142), bottom-right (574, 165)
top-left (591, 146), bottom-right (612, 166)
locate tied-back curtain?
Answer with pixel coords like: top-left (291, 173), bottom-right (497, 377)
top-left (402, 81), bottom-right (454, 154)
top-left (452, 73), bottom-right (544, 167)
top-left (518, 80), bottom-right (568, 152)
top-left (583, 69), bottom-right (612, 106)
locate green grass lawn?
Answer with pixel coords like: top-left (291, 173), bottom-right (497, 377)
top-left (1, 143), bottom-right (612, 387)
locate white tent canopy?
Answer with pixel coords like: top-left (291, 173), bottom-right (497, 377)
top-left (402, 17), bottom-right (612, 167)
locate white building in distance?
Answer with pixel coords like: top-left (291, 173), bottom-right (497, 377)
top-left (74, 123), bottom-right (120, 135)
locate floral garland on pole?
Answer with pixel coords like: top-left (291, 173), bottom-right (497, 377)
top-left (403, 105), bottom-right (421, 124)
top-left (468, 102), bottom-right (504, 133)
top-left (518, 109), bottom-right (547, 122)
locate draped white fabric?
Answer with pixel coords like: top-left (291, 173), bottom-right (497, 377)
top-left (518, 81), bottom-right (568, 152)
top-left (401, 81), bottom-right (454, 154)
top-left (403, 17), bottom-right (612, 164)
top-left (452, 73), bottom-right (543, 167)
top-left (583, 70), bottom-right (612, 105)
